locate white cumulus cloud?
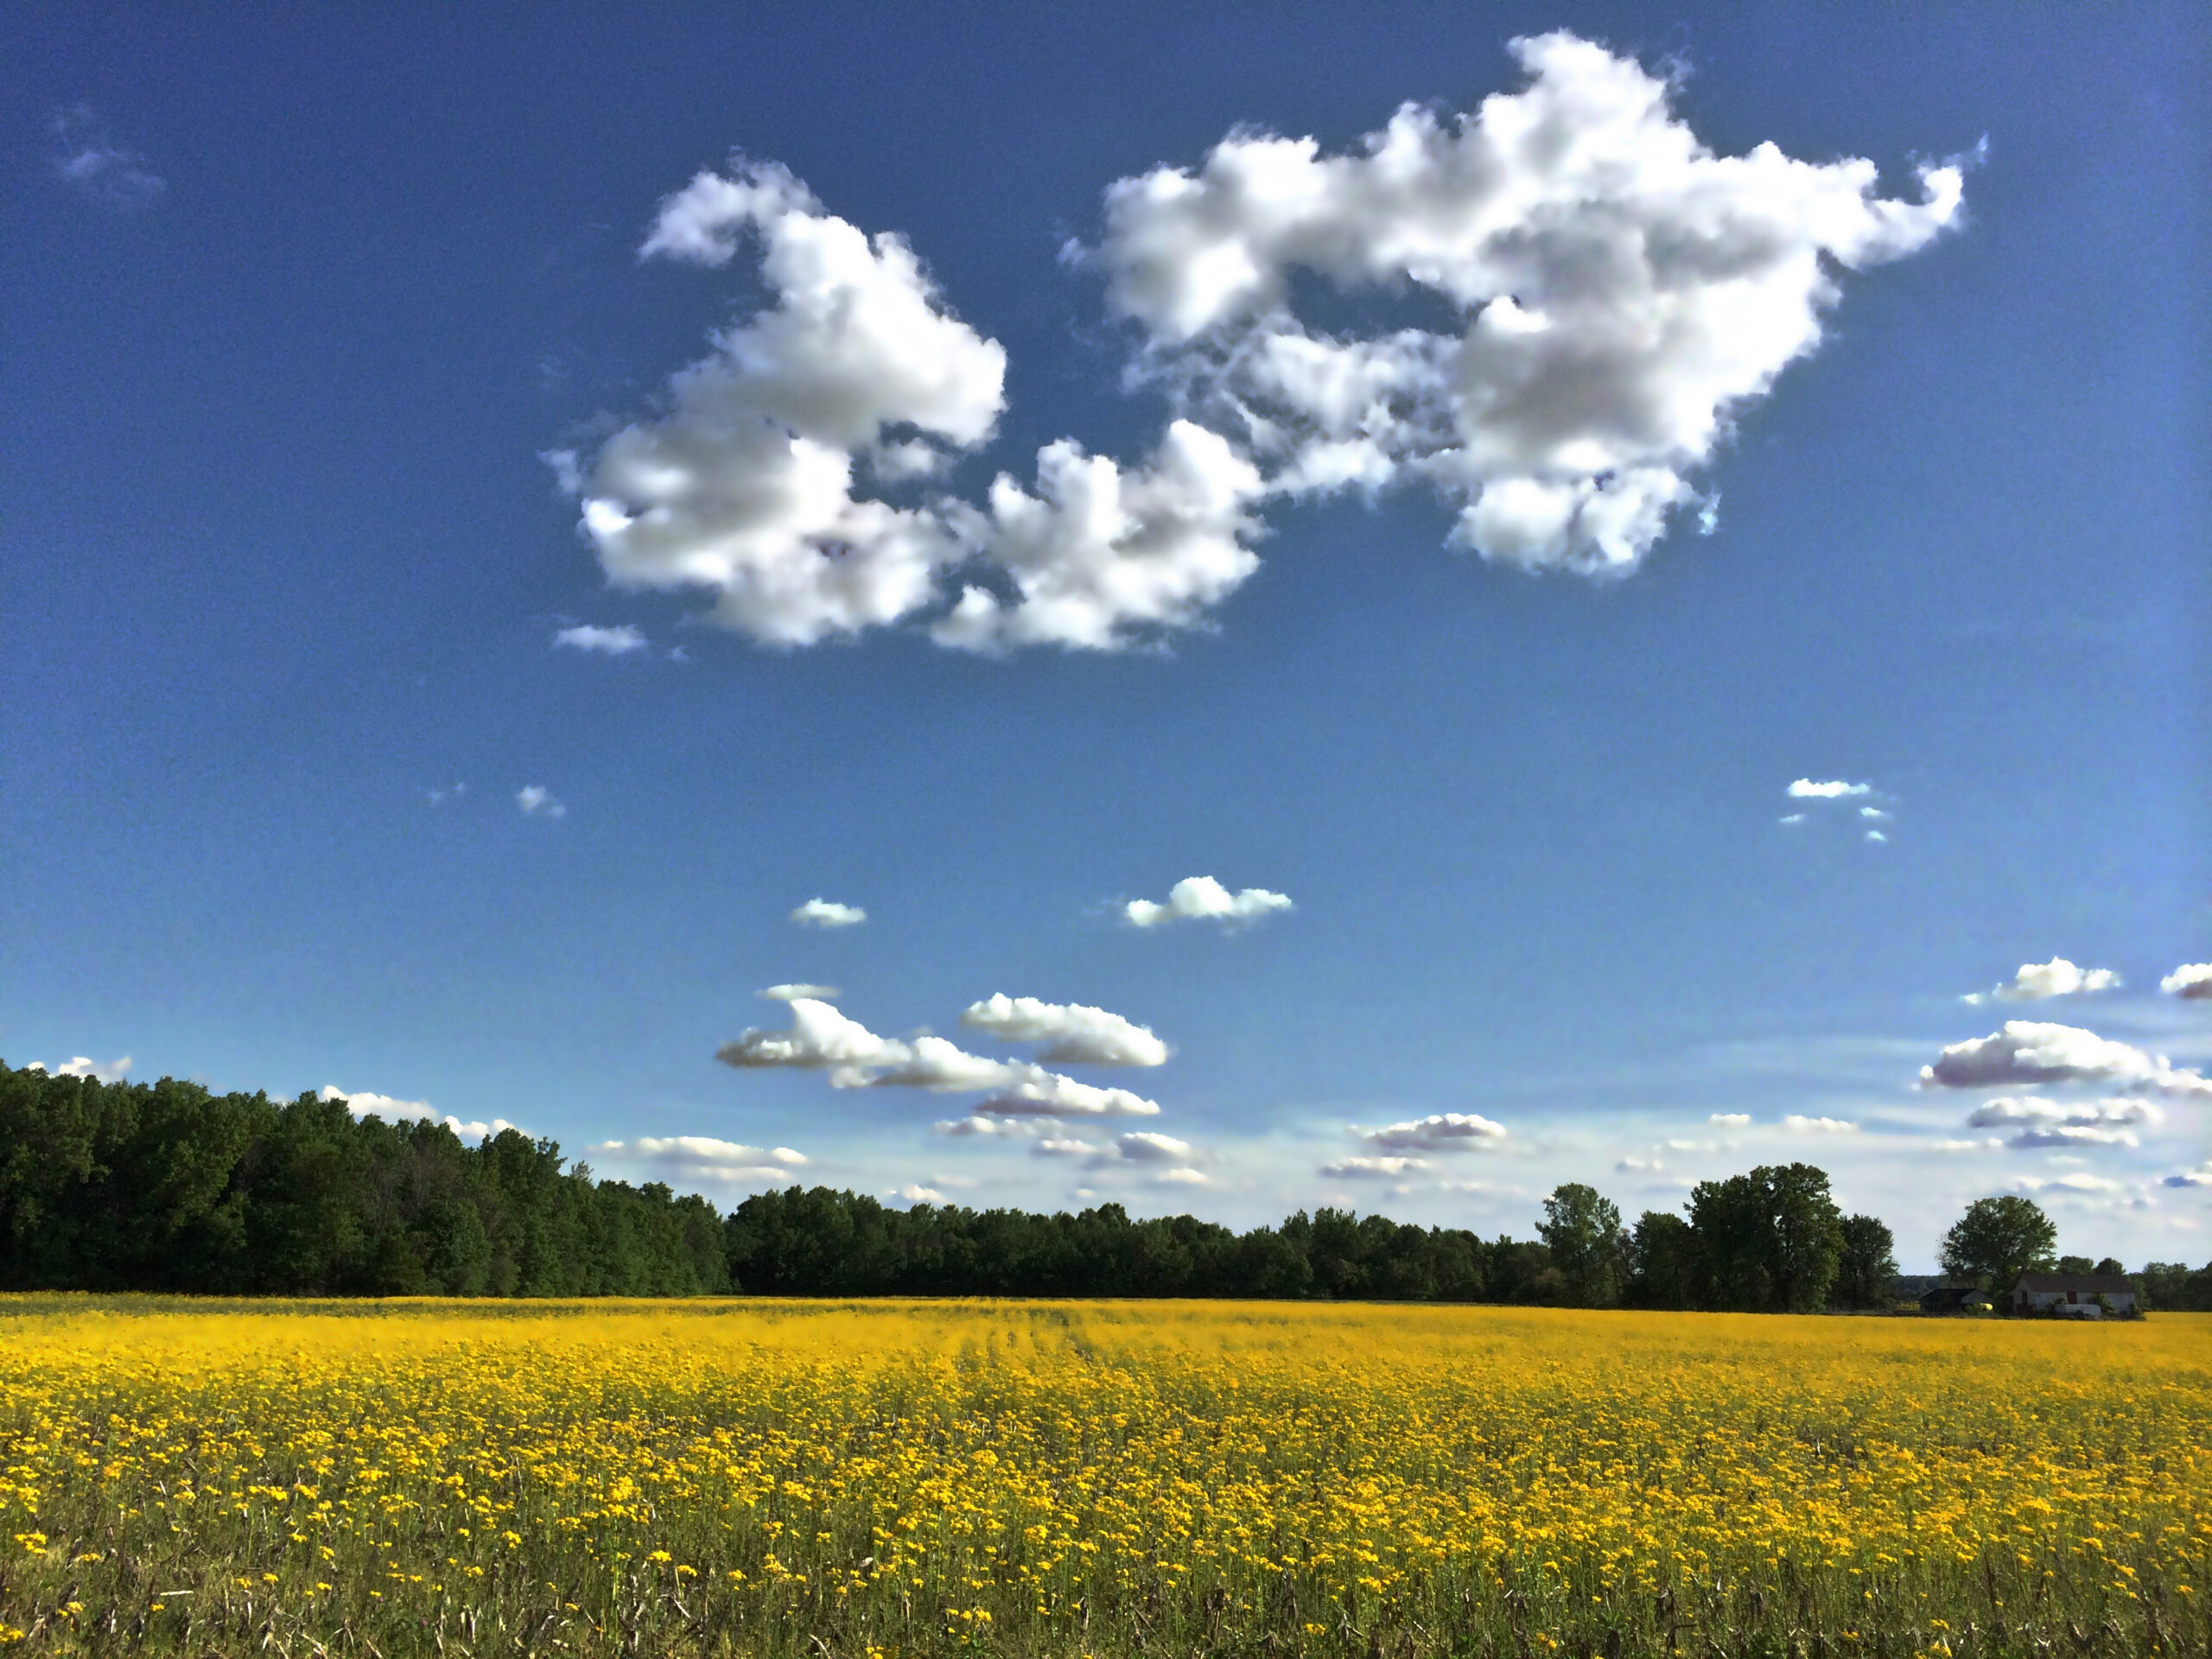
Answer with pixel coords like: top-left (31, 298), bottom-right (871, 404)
top-left (556, 162), bottom-right (1005, 647)
top-left (1124, 875), bottom-right (1294, 929)
top-left (1961, 957), bottom-right (2123, 1006)
top-left (931, 420), bottom-right (1267, 651)
top-left (791, 898), bottom-right (866, 928)
top-left (37, 1055), bottom-right (133, 1083)
top-left (556, 34), bottom-right (1962, 652)
top-left (1358, 1112), bottom-right (1508, 1153)
top-left (760, 983), bottom-right (840, 1001)
top-left (321, 1085), bottom-right (518, 1143)
top-left (959, 994), bottom-right (1169, 1066)
top-left (1709, 1113), bottom-right (1751, 1127)
top-left (2161, 963), bottom-right (2212, 1000)
top-left (554, 623), bottom-right (649, 655)
top-left (1088, 33), bottom-right (1965, 575)
top-left (1920, 1021), bottom-right (2212, 1097)
top-left (517, 785), bottom-right (566, 818)
top-left (1783, 1115), bottom-right (1858, 1134)
top-left (717, 998), bottom-right (1160, 1116)
top-left (1787, 779), bottom-right (1873, 799)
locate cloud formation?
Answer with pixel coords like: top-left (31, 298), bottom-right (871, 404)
top-left (588, 1135), bottom-right (806, 1185)
top-left (31, 1055), bottom-right (133, 1083)
top-left (1919, 1021), bottom-right (2212, 1097)
top-left (791, 898), bottom-right (866, 928)
top-left (2162, 963), bottom-right (2212, 1000)
top-left (554, 624), bottom-right (649, 655)
top-left (1089, 35), bottom-right (1966, 576)
top-left (1783, 1115), bottom-right (1857, 1134)
top-left (557, 35), bottom-right (1963, 651)
top-left (1124, 875), bottom-right (1294, 929)
top-left (1961, 957), bottom-right (2122, 1006)
top-left (49, 106), bottom-right (165, 207)
top-left (760, 982), bottom-right (840, 1002)
top-left (1787, 779), bottom-right (1872, 800)
top-left (1965, 1096), bottom-right (2159, 1149)
top-left (1358, 1112), bottom-right (1508, 1153)
top-left (959, 995), bottom-right (1169, 1065)
top-left (716, 997), bottom-right (1161, 1116)
top-left (321, 1085), bottom-right (518, 1143)
top-left (1322, 1154), bottom-right (1432, 1179)
top-left (517, 785), bottom-right (566, 818)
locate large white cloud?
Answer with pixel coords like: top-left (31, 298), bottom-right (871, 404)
top-left (588, 1136), bottom-right (807, 1185)
top-left (559, 35), bottom-right (1963, 652)
top-left (716, 998), bottom-right (1161, 1116)
top-left (1920, 1021), bottom-right (2212, 1097)
top-left (1961, 957), bottom-right (2122, 1006)
top-left (1088, 32), bottom-right (1967, 575)
top-left (1786, 779), bottom-right (1873, 800)
top-left (556, 162), bottom-right (1006, 646)
top-left (1358, 1111), bottom-right (1508, 1152)
top-left (2162, 963), bottom-right (2212, 1000)
top-left (959, 994), bottom-right (1169, 1066)
top-left (1124, 875), bottom-right (1294, 929)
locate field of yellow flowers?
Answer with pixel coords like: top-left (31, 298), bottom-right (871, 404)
top-left (0, 1297), bottom-right (2203, 1657)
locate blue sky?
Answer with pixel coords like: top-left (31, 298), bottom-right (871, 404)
top-left (4, 3), bottom-right (2205, 1268)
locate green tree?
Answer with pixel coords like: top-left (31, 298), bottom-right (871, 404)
top-left (1940, 1195), bottom-right (2056, 1294)
top-left (1686, 1164), bottom-right (1846, 1313)
top-left (1537, 1183), bottom-right (1625, 1307)
top-left (1831, 1213), bottom-right (1898, 1309)
top-left (1626, 1211), bottom-right (1698, 1309)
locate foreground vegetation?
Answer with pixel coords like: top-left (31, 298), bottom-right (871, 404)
top-left (0, 1297), bottom-right (2204, 1657)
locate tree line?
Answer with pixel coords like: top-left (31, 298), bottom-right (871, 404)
top-left (5, 1059), bottom-right (2207, 1307)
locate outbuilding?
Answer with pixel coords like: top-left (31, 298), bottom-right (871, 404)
top-left (2012, 1273), bottom-right (2135, 1318)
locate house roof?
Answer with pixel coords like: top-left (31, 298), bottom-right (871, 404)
top-left (2014, 1273), bottom-right (2133, 1294)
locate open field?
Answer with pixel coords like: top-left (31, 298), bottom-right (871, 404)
top-left (0, 1298), bottom-right (2204, 1657)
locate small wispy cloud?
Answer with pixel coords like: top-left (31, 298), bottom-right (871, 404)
top-left (760, 983), bottom-right (840, 1002)
top-left (1787, 779), bottom-right (1872, 800)
top-left (1783, 1115), bottom-right (1858, 1134)
top-left (1357, 1112), bottom-right (1508, 1153)
top-left (49, 105), bottom-right (165, 207)
top-left (791, 898), bottom-right (866, 928)
top-left (554, 624), bottom-right (649, 655)
top-left (588, 1135), bottom-right (806, 1185)
top-left (1709, 1113), bottom-right (1751, 1127)
top-left (517, 785), bottom-right (566, 817)
top-left (425, 782), bottom-right (467, 805)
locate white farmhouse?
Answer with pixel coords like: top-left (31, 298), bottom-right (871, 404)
top-left (2012, 1273), bottom-right (2136, 1318)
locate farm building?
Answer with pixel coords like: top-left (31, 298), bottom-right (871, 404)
top-left (1918, 1282), bottom-right (1993, 1313)
top-left (2012, 1273), bottom-right (2136, 1317)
